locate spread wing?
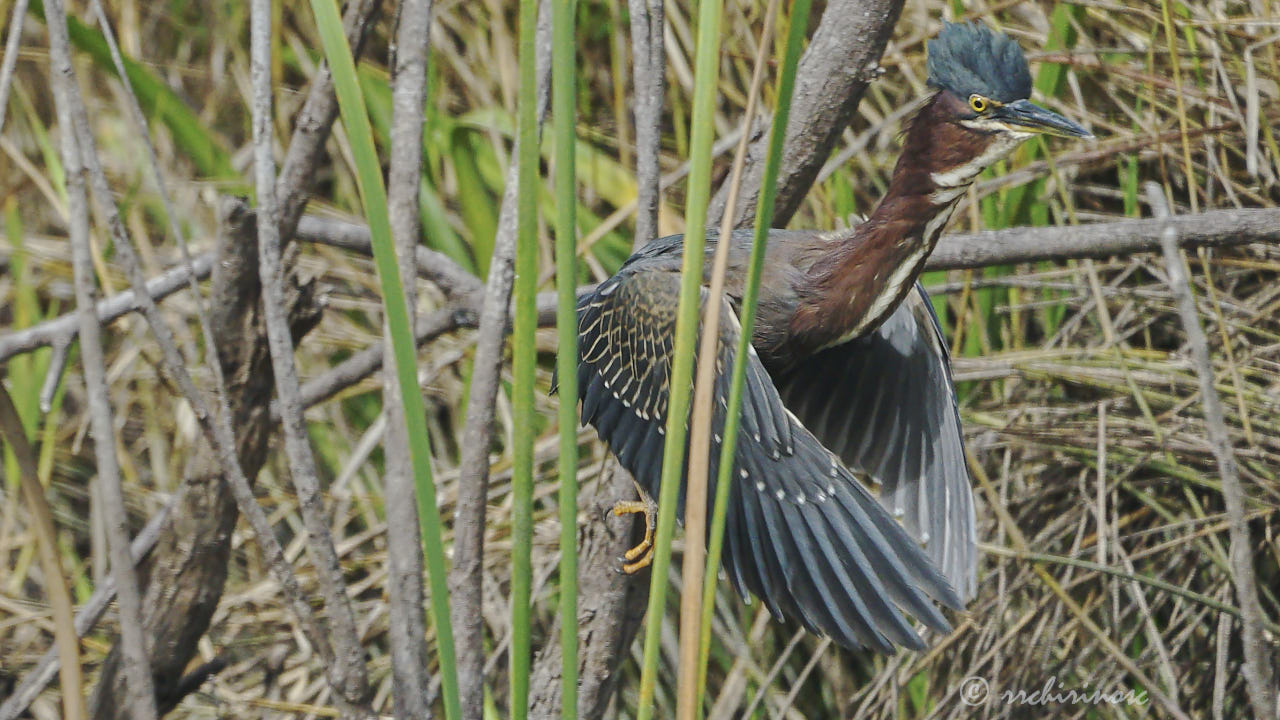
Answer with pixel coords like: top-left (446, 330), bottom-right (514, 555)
top-left (773, 283), bottom-right (977, 601)
top-left (574, 268), bottom-right (962, 651)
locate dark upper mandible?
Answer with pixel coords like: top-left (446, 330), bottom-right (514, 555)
top-left (926, 21), bottom-right (1033, 103)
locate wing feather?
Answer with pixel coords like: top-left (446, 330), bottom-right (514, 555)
top-left (774, 283), bottom-right (977, 601)
top-left (572, 269), bottom-right (960, 651)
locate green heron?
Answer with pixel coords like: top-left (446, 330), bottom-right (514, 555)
top-left (570, 21), bottom-right (1091, 652)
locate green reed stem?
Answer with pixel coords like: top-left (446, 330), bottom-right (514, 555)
top-left (696, 0), bottom-right (813, 708)
top-left (308, 1), bottom-right (460, 717)
top-left (552, 0), bottom-right (580, 717)
top-left (635, 0), bottom-right (724, 716)
top-left (509, 0), bottom-right (541, 714)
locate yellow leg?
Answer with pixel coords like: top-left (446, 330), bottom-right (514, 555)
top-left (611, 479), bottom-right (657, 574)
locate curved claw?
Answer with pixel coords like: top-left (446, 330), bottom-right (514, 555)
top-left (611, 479), bottom-right (657, 574)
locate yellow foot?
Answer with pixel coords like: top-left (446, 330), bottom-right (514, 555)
top-left (611, 479), bottom-right (658, 574)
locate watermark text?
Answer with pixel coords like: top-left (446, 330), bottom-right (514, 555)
top-left (960, 676), bottom-right (1149, 708)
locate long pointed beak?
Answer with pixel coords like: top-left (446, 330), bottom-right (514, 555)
top-left (998, 99), bottom-right (1093, 139)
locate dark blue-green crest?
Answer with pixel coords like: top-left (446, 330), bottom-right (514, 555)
top-left (927, 21), bottom-right (1032, 103)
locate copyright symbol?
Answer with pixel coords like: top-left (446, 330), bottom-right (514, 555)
top-left (960, 676), bottom-right (989, 706)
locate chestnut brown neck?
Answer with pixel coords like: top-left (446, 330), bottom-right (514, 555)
top-left (792, 92), bottom-right (1000, 352)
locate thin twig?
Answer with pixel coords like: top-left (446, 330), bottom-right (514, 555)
top-left (10, 207), bottom-right (1279, 367)
top-left (295, 214), bottom-right (484, 299)
top-left (87, 0), bottom-right (226, 421)
top-left (1145, 181), bottom-right (1276, 719)
top-left (738, 630), bottom-right (805, 718)
top-left (36, 338), bottom-right (70, 412)
top-left (0, 0), bottom-right (30, 138)
top-left (291, 305), bottom-right (472, 414)
top-left (261, 1), bottom-right (375, 711)
top-left (627, 0), bottom-right (664, 250)
top-left (251, 0), bottom-right (370, 708)
top-left (44, 0), bottom-right (158, 712)
top-left (449, 2), bottom-right (552, 715)
top-left (774, 637), bottom-right (831, 716)
top-left (382, 0), bottom-right (437, 713)
top-left (0, 252), bottom-right (215, 363)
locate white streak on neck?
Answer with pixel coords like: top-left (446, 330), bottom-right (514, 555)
top-left (820, 131), bottom-right (1029, 351)
top-left (930, 130), bottom-right (1030, 189)
top-left (825, 202), bottom-right (955, 350)
top-left (929, 185), bottom-right (968, 204)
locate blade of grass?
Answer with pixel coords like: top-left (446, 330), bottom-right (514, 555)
top-left (697, 0), bottom-right (812, 710)
top-left (1160, 0), bottom-right (1198, 213)
top-left (509, 0), bottom-right (541, 714)
top-left (680, 0), bottom-right (780, 715)
top-left (2, 201), bottom-right (39, 525)
top-left (635, 0), bottom-right (723, 715)
top-left (0, 385), bottom-right (84, 720)
top-left (307, 1), bottom-right (461, 717)
top-left (551, 0), bottom-right (580, 718)
top-left (0, 250), bottom-right (60, 600)
top-left (451, 129), bottom-right (500, 273)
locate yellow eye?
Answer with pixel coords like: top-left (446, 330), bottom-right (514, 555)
top-left (969, 95), bottom-right (989, 113)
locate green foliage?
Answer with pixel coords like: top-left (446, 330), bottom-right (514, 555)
top-left (28, 0), bottom-right (235, 179)
top-left (2, 200), bottom-right (69, 601)
top-left (551, 0), bottom-right (581, 715)
top-left (508, 0), bottom-right (543, 714)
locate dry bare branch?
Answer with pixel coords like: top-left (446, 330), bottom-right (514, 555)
top-left (7, 206), bottom-right (1280, 389)
top-left (627, 0), bottom-right (664, 251)
top-left (0, 0), bottom-right (29, 138)
top-left (44, 0), bottom-right (158, 714)
top-left (1145, 182), bottom-right (1276, 719)
top-left (706, 0), bottom-right (905, 228)
top-left (928, 207), bottom-right (1280, 269)
top-left (450, 2), bottom-right (553, 714)
top-left (250, 0), bottom-right (370, 708)
top-left (0, 252), bottom-right (215, 363)
top-left (382, 0), bottom-right (438, 713)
